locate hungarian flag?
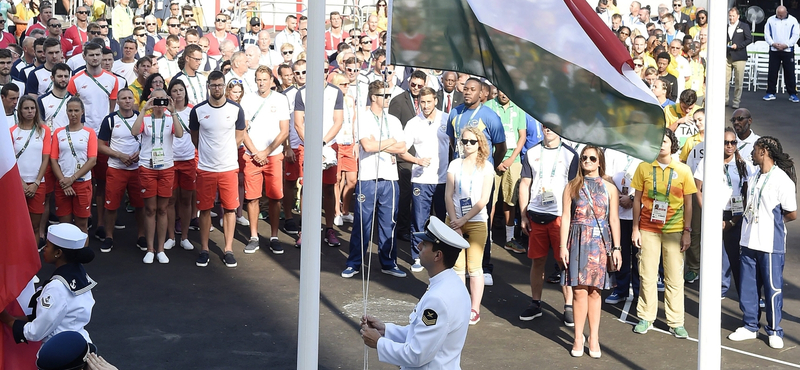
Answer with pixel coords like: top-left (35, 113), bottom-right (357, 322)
top-left (388, 0), bottom-right (666, 161)
top-left (1, 129), bottom-right (41, 369)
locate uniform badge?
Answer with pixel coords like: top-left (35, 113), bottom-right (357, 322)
top-left (438, 125), bottom-right (446, 132)
top-left (357, 194), bottom-right (366, 203)
top-left (70, 279), bottom-right (77, 290)
top-left (413, 188), bottom-right (421, 196)
top-left (41, 295), bottom-right (52, 308)
top-left (421, 309), bottom-right (438, 326)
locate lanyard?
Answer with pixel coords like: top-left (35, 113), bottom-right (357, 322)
top-left (48, 93), bottom-right (70, 122)
top-left (539, 143), bottom-right (562, 183)
top-left (151, 116), bottom-right (165, 146)
top-left (738, 141), bottom-right (748, 151)
top-left (250, 92), bottom-right (270, 122)
top-left (14, 127), bottom-right (36, 159)
top-left (372, 110), bottom-right (387, 139)
top-left (116, 111), bottom-right (140, 145)
top-left (455, 106), bottom-right (481, 137)
top-left (652, 166), bottom-right (674, 201)
top-left (183, 71), bottom-right (200, 102)
top-left (458, 161), bottom-right (478, 198)
top-left (86, 72), bottom-right (110, 96)
top-left (65, 127), bottom-right (80, 160)
top-left (749, 166), bottom-right (774, 215)
top-left (174, 109), bottom-right (189, 131)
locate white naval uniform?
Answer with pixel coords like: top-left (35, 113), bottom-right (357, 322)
top-left (377, 268), bottom-right (470, 369)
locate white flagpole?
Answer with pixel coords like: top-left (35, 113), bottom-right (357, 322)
top-left (697, 0), bottom-right (726, 368)
top-left (297, 0), bottom-right (325, 367)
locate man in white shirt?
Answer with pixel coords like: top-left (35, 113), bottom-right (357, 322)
top-left (173, 44), bottom-right (207, 106)
top-left (273, 15), bottom-right (303, 53)
top-left (25, 38), bottom-right (62, 97)
top-left (668, 39), bottom-right (690, 97)
top-left (762, 6), bottom-right (800, 102)
top-left (112, 39), bottom-right (137, 86)
top-left (342, 80), bottom-right (407, 279)
top-left (241, 66), bottom-right (290, 255)
top-left (257, 30), bottom-right (281, 68)
top-left (225, 51), bottom-right (256, 95)
top-left (1, 83), bottom-right (19, 128)
top-left (157, 35), bottom-right (180, 82)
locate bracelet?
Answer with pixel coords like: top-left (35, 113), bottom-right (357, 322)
top-left (612, 247), bottom-right (622, 251)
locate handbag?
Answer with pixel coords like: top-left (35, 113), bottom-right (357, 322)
top-left (582, 185), bottom-right (619, 273)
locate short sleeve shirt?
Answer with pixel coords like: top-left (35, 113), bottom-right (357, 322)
top-left (97, 111), bottom-right (140, 170)
top-left (242, 92), bottom-right (290, 156)
top-left (519, 142), bottom-right (579, 216)
top-left (631, 159), bottom-right (698, 233)
top-left (740, 167), bottom-right (797, 254)
top-left (445, 104), bottom-right (506, 165)
top-left (189, 99), bottom-right (246, 173)
top-left (67, 70), bottom-right (120, 132)
top-left (51, 126), bottom-right (98, 181)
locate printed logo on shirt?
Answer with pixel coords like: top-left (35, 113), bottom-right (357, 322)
top-left (203, 115), bottom-right (210, 120)
top-left (81, 84), bottom-right (88, 89)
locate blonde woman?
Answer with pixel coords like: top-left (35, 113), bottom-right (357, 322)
top-left (445, 126), bottom-right (494, 325)
top-left (280, 43), bottom-right (295, 64)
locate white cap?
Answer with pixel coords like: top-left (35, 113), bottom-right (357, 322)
top-left (47, 224), bottom-right (88, 250)
top-left (413, 217), bottom-right (470, 249)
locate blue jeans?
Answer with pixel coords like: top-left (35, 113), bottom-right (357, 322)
top-left (346, 180), bottom-right (399, 270)
top-left (410, 183), bottom-right (446, 259)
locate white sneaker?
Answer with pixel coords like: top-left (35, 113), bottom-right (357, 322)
top-left (210, 211), bottom-right (218, 218)
top-left (143, 252), bottom-right (155, 264)
top-left (333, 214), bottom-right (343, 226)
top-left (219, 218), bottom-right (224, 228)
top-left (156, 252), bottom-right (169, 264)
top-left (484, 273), bottom-right (494, 286)
top-left (410, 259), bottom-right (424, 272)
top-left (236, 216), bottom-right (250, 226)
top-left (728, 327), bottom-right (757, 341)
top-left (180, 239), bottom-right (194, 250)
top-left (164, 239), bottom-right (175, 250)
top-left (769, 335), bottom-right (784, 349)
top-left (341, 214), bottom-right (354, 223)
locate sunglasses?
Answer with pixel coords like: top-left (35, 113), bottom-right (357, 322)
top-left (346, 67), bottom-right (358, 73)
top-left (673, 3), bottom-right (681, 6)
top-left (215, 18), bottom-right (227, 23)
top-left (294, 70), bottom-right (307, 75)
top-left (184, 13), bottom-right (194, 17)
top-left (724, 140), bottom-right (738, 146)
top-left (136, 33), bottom-right (145, 37)
top-left (634, 63), bottom-right (644, 67)
top-left (168, 23), bottom-right (180, 27)
top-left (180, 27), bottom-right (187, 31)
top-left (283, 51), bottom-right (293, 55)
top-left (0, 20), bottom-right (5, 24)
top-left (90, 31), bottom-right (102, 35)
top-left (99, 24), bottom-right (108, 28)
top-left (77, 10), bottom-right (89, 15)
top-left (338, 83), bottom-right (349, 87)
top-left (135, 22), bottom-right (144, 25)
top-left (49, 23), bottom-right (61, 28)
top-left (361, 41), bottom-right (371, 44)
top-left (620, 32), bottom-right (630, 36)
top-left (581, 155), bottom-right (598, 163)
top-left (373, 93), bottom-right (393, 99)
top-left (228, 79), bottom-right (243, 86)
top-left (409, 82), bottom-right (424, 89)
top-left (381, 69), bottom-right (393, 75)
top-left (146, 23), bottom-right (156, 26)
top-left (461, 139), bottom-right (478, 145)
top-left (729, 116), bottom-right (749, 122)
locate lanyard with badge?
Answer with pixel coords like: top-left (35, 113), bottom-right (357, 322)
top-left (184, 71), bottom-right (200, 102)
top-left (650, 166), bottom-right (674, 224)
top-left (150, 117), bottom-right (166, 169)
top-left (620, 156), bottom-right (634, 195)
top-left (372, 111), bottom-right (393, 164)
top-left (249, 93), bottom-right (270, 130)
top-left (47, 93), bottom-right (71, 129)
top-left (65, 128), bottom-right (85, 181)
top-left (458, 161), bottom-right (477, 218)
top-left (744, 167), bottom-right (773, 224)
top-left (14, 127), bottom-right (36, 159)
top-left (724, 164), bottom-right (744, 216)
top-left (539, 143), bottom-right (561, 206)
top-left (499, 103), bottom-right (518, 150)
top-left (87, 72), bottom-right (110, 96)
top-left (116, 112), bottom-right (141, 150)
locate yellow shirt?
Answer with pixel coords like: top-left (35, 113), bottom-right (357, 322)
top-left (663, 102), bottom-right (699, 129)
top-left (111, 5), bottom-right (133, 40)
top-left (688, 58), bottom-right (705, 96)
top-left (633, 53), bottom-right (657, 69)
top-left (130, 79), bottom-right (144, 107)
top-left (90, 2), bottom-right (106, 22)
top-left (679, 133), bottom-right (703, 163)
top-left (631, 160), bottom-right (697, 234)
top-left (688, 24), bottom-right (706, 39)
top-left (14, 3), bottom-right (37, 24)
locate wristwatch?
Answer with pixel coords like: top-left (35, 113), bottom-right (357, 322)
top-left (683, 227), bottom-right (692, 233)
top-left (629, 194), bottom-right (634, 202)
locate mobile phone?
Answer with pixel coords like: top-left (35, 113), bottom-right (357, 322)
top-left (153, 98), bottom-right (169, 106)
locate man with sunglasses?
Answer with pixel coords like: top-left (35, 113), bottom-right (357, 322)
top-left (280, 60), bottom-right (305, 240)
top-left (93, 19), bottom-right (122, 60)
top-left (144, 15), bottom-right (161, 41)
top-left (64, 7), bottom-right (90, 57)
top-left (0, 14), bottom-right (14, 50)
top-left (343, 80), bottom-right (407, 279)
top-left (180, 5), bottom-right (202, 37)
top-left (730, 108), bottom-right (760, 161)
top-left (203, 13), bottom-right (238, 57)
top-left (153, 17), bottom-right (186, 57)
top-left (687, 9), bottom-right (706, 39)
top-left (670, 0), bottom-right (691, 33)
top-left (274, 15), bottom-right (303, 56)
top-left (126, 25), bottom-right (155, 60)
top-left (241, 17), bottom-right (261, 51)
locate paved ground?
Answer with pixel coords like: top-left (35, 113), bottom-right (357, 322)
top-left (33, 90), bottom-right (800, 369)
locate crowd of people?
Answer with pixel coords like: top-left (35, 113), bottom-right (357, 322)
top-left (2, 0), bottom-right (799, 366)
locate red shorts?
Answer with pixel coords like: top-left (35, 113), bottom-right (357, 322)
top-left (172, 159), bottom-right (197, 191)
top-left (45, 165), bottom-right (56, 193)
top-left (243, 153), bottom-right (283, 200)
top-left (337, 143), bottom-right (358, 173)
top-left (140, 167), bottom-right (176, 198)
top-left (322, 144), bottom-right (338, 185)
top-left (26, 182), bottom-right (46, 214)
top-left (91, 152), bottom-right (109, 183)
top-left (196, 169), bottom-right (239, 211)
top-left (238, 146), bottom-right (246, 171)
top-left (55, 180), bottom-right (93, 218)
top-left (527, 215), bottom-right (562, 259)
top-left (284, 146), bottom-right (304, 182)
top-left (104, 167), bottom-right (144, 210)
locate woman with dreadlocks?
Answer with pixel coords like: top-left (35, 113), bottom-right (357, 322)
top-left (693, 127), bottom-right (756, 299)
top-left (727, 136), bottom-right (797, 350)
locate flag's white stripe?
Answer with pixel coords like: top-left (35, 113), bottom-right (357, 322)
top-left (0, 128), bottom-right (15, 178)
top-left (467, 0), bottom-right (658, 106)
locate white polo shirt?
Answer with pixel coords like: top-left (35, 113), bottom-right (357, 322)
top-left (403, 109), bottom-right (449, 184)
top-left (189, 99), bottom-right (246, 173)
top-left (242, 91), bottom-right (290, 157)
top-left (357, 107), bottom-right (403, 181)
top-left (740, 166), bottom-right (797, 254)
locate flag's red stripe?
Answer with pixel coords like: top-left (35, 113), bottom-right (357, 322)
top-left (563, 0), bottom-right (633, 73)
top-left (3, 299), bottom-right (40, 370)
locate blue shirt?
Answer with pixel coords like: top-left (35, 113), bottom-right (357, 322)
top-left (521, 114), bottom-right (543, 160)
top-left (445, 104), bottom-right (505, 164)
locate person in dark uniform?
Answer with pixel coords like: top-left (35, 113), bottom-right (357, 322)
top-left (35, 330), bottom-right (118, 370)
top-left (0, 223), bottom-right (96, 346)
top-left (360, 216), bottom-right (471, 369)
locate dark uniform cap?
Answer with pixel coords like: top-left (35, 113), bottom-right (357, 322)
top-left (413, 216), bottom-right (470, 249)
top-left (36, 331), bottom-right (95, 370)
top-left (250, 17), bottom-right (261, 26)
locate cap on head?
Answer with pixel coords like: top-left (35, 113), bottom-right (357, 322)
top-left (414, 217), bottom-right (470, 249)
top-left (36, 331), bottom-right (95, 370)
top-left (250, 17), bottom-right (261, 26)
top-left (47, 224), bottom-right (88, 250)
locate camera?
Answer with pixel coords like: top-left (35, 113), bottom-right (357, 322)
top-left (153, 98), bottom-right (169, 107)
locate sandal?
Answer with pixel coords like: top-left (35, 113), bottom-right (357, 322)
top-left (469, 309), bottom-right (480, 325)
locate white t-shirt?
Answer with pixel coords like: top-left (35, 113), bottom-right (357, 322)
top-left (25, 66), bottom-right (54, 96)
top-left (157, 56), bottom-right (180, 81)
top-left (111, 60), bottom-right (136, 86)
top-left (171, 106), bottom-right (195, 161)
top-left (694, 157), bottom-right (757, 211)
top-left (67, 70), bottom-right (120, 133)
top-left (448, 158), bottom-right (495, 222)
top-left (174, 71), bottom-right (208, 106)
top-left (357, 107), bottom-right (403, 181)
top-left (335, 95), bottom-right (357, 146)
top-left (242, 91), bottom-right (290, 156)
top-left (11, 125), bottom-right (50, 183)
top-left (189, 99), bottom-right (246, 172)
top-left (404, 109), bottom-right (449, 184)
top-left (98, 111), bottom-right (140, 170)
top-left (295, 83), bottom-right (344, 144)
top-left (38, 92), bottom-right (72, 130)
top-left (685, 141), bottom-right (705, 173)
top-left (137, 114), bottom-right (177, 170)
top-left (5, 111), bottom-right (15, 128)
top-left (225, 69), bottom-right (257, 96)
top-left (739, 166), bottom-right (797, 254)
top-left (605, 148), bottom-right (643, 220)
top-left (736, 130), bottom-right (760, 163)
top-left (520, 142), bottom-right (579, 216)
top-left (282, 85), bottom-right (302, 149)
top-left (51, 126), bottom-right (97, 181)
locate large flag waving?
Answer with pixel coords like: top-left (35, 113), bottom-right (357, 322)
top-left (389, 0), bottom-right (666, 161)
top-left (1, 128), bottom-right (41, 369)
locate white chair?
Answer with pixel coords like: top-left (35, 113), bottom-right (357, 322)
top-left (751, 41), bottom-right (771, 91)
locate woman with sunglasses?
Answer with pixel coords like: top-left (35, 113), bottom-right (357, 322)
top-left (444, 126), bottom-right (495, 325)
top-left (372, 0), bottom-right (388, 33)
top-left (560, 145), bottom-right (620, 358)
top-left (280, 43), bottom-right (295, 64)
top-left (632, 56), bottom-right (645, 79)
top-left (356, 35), bottom-right (373, 67)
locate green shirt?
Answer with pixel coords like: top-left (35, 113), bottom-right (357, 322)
top-left (485, 99), bottom-right (525, 162)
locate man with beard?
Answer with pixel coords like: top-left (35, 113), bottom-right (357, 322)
top-left (26, 38), bottom-right (63, 97)
top-left (0, 49), bottom-right (26, 94)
